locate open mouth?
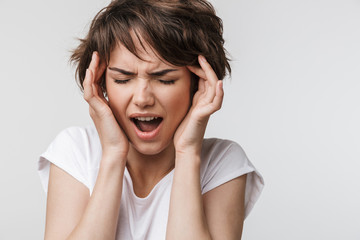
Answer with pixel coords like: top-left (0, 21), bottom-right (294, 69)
top-left (131, 117), bottom-right (163, 132)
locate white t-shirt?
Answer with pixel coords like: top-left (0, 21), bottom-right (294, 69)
top-left (38, 126), bottom-right (264, 240)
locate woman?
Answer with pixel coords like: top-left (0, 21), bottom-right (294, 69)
top-left (38, 0), bottom-right (264, 239)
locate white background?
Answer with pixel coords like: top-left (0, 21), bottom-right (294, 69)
top-left (1, 0), bottom-right (359, 239)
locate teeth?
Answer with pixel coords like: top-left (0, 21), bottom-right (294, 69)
top-left (135, 117), bottom-right (158, 121)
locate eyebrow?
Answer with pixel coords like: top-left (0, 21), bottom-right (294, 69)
top-left (108, 67), bottom-right (178, 76)
top-left (149, 69), bottom-right (178, 77)
top-left (108, 67), bottom-right (135, 76)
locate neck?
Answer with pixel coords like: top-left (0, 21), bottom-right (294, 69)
top-left (126, 142), bottom-right (175, 194)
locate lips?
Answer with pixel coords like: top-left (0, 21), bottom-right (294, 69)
top-left (129, 114), bottom-right (164, 140)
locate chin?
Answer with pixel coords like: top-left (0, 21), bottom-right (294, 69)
top-left (130, 140), bottom-right (173, 156)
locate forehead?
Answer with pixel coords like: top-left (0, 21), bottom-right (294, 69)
top-left (108, 30), bottom-right (175, 71)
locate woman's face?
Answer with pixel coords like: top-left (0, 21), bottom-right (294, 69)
top-left (105, 42), bottom-right (191, 155)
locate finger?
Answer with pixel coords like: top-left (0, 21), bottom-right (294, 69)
top-left (84, 69), bottom-right (104, 109)
top-left (187, 65), bottom-right (207, 80)
top-left (85, 69), bottom-right (102, 105)
top-left (97, 85), bottom-right (108, 105)
top-left (197, 56), bottom-right (219, 103)
top-left (199, 80), bottom-right (224, 117)
top-left (90, 69), bottom-right (99, 99)
top-left (198, 78), bottom-right (205, 93)
top-left (83, 69), bottom-right (94, 102)
top-left (198, 55), bottom-right (218, 86)
top-left (97, 84), bottom-right (109, 106)
top-left (93, 66), bottom-right (106, 103)
top-left (211, 80), bottom-right (224, 111)
top-left (89, 51), bottom-right (107, 83)
top-left (192, 78), bottom-right (205, 106)
top-left (87, 52), bottom-right (108, 104)
top-left (95, 59), bottom-right (107, 82)
top-left (88, 52), bottom-right (99, 73)
top-left (90, 72), bottom-right (108, 107)
top-left (84, 69), bottom-right (108, 117)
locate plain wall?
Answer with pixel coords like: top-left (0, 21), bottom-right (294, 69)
top-left (0, 0), bottom-right (359, 239)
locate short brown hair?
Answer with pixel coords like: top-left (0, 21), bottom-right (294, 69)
top-left (70, 0), bottom-right (231, 95)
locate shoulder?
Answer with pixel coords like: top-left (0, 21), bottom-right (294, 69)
top-left (200, 137), bottom-right (262, 194)
top-left (38, 125), bottom-right (102, 194)
top-left (49, 125), bottom-right (100, 154)
top-left (200, 138), bottom-right (264, 218)
top-left (201, 138), bottom-right (248, 168)
top-left (53, 124), bottom-right (101, 165)
top-left (54, 125), bottom-right (98, 143)
top-left (202, 138), bottom-right (246, 154)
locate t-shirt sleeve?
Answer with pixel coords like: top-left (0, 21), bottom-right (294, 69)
top-left (38, 127), bottom-right (90, 195)
top-left (200, 139), bottom-right (264, 219)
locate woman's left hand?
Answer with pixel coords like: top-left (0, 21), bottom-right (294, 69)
top-left (173, 55), bottom-right (224, 156)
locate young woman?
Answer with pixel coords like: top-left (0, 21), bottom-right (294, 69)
top-left (38, 0), bottom-right (264, 239)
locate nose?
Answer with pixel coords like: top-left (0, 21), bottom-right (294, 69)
top-left (132, 80), bottom-right (155, 108)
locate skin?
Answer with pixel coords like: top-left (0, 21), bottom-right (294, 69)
top-left (44, 35), bottom-right (247, 240)
top-left (106, 43), bottom-right (192, 156)
top-left (105, 43), bottom-right (192, 194)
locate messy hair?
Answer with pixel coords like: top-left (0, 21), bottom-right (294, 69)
top-left (70, 0), bottom-right (231, 95)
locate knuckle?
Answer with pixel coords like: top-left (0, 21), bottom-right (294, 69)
top-left (83, 94), bottom-right (90, 102)
top-left (89, 110), bottom-right (96, 119)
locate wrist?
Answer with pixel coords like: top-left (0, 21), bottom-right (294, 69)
top-left (100, 152), bottom-right (127, 170)
top-left (175, 145), bottom-right (202, 157)
top-left (175, 152), bottom-right (201, 167)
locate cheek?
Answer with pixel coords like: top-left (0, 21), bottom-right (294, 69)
top-left (106, 86), bottom-right (128, 120)
top-left (162, 84), bottom-right (191, 118)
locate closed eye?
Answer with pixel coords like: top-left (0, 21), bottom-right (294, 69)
top-left (159, 79), bottom-right (175, 85)
top-left (114, 79), bottom-right (130, 84)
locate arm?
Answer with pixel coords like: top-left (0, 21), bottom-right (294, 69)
top-left (45, 157), bottom-right (125, 240)
top-left (167, 158), bottom-right (246, 240)
top-left (44, 52), bottom-right (128, 240)
top-left (166, 154), bottom-right (210, 240)
top-left (166, 56), bottom-right (246, 239)
top-left (203, 175), bottom-right (247, 240)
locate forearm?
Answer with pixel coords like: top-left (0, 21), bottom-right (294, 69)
top-left (166, 153), bottom-right (211, 240)
top-left (67, 155), bottom-right (125, 240)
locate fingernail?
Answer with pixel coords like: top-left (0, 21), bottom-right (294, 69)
top-left (199, 55), bottom-right (206, 63)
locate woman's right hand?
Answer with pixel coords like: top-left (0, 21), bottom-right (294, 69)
top-left (83, 51), bottom-right (129, 161)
